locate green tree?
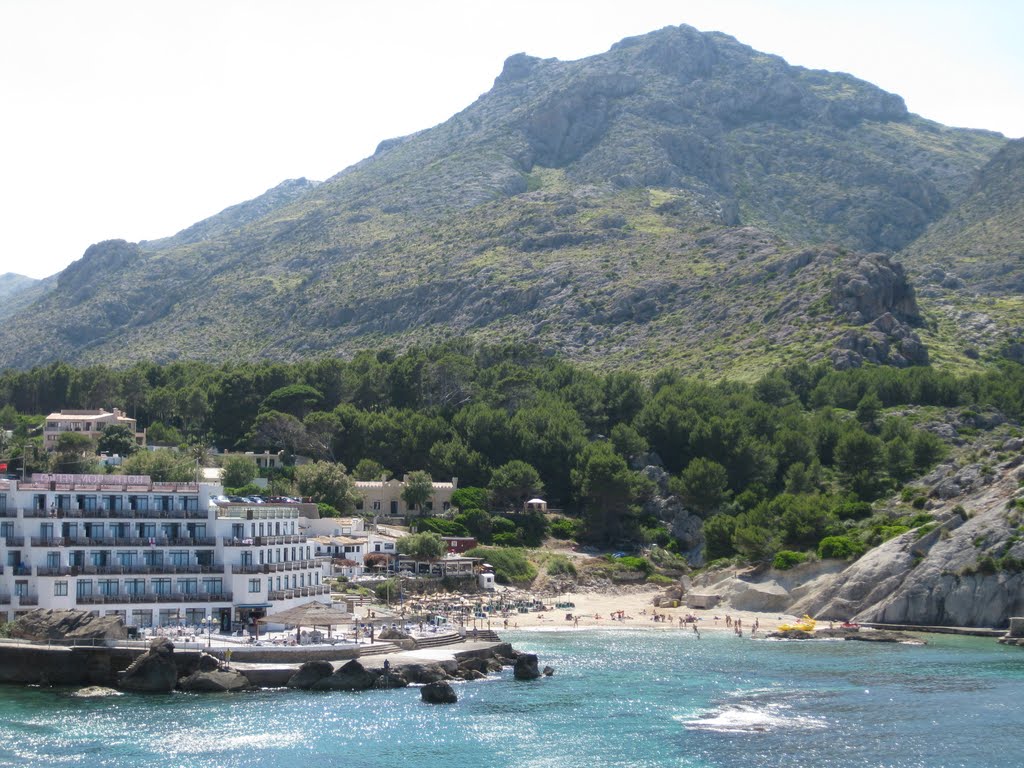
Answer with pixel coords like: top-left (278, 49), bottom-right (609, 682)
top-left (451, 486), bottom-right (489, 512)
top-left (856, 390), bottom-right (883, 426)
top-left (262, 384), bottom-right (323, 419)
top-left (51, 432), bottom-right (97, 474)
top-left (610, 423), bottom-right (648, 461)
top-left (488, 460), bottom-right (544, 510)
top-left (401, 470), bottom-right (434, 516)
top-left (671, 458), bottom-right (731, 516)
top-left (121, 449), bottom-right (195, 482)
top-left (353, 458), bottom-right (390, 481)
top-left (835, 427), bottom-right (888, 499)
top-left (221, 454), bottom-right (258, 489)
top-left (910, 429), bottom-right (947, 471)
top-left (294, 461), bottom-right (359, 514)
top-left (397, 531), bottom-right (446, 560)
top-left (571, 441), bottom-right (637, 542)
top-left (97, 424), bottom-right (138, 457)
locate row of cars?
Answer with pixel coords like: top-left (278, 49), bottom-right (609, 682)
top-left (212, 494), bottom-right (304, 505)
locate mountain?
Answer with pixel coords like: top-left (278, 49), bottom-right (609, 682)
top-left (0, 24), bottom-right (1010, 373)
top-left (899, 139), bottom-right (1024, 363)
top-left (0, 273), bottom-right (46, 322)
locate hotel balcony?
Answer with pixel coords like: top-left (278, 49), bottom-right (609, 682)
top-left (221, 534), bottom-right (305, 546)
top-left (231, 558), bottom-right (324, 574)
top-left (267, 585), bottom-right (331, 601)
top-left (75, 592), bottom-right (234, 606)
top-left (36, 564), bottom-right (225, 577)
top-left (28, 536), bottom-right (217, 548)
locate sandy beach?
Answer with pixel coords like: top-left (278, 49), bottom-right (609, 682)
top-left (482, 585), bottom-right (800, 637)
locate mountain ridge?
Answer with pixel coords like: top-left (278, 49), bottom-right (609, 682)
top-left (0, 24), bottom-right (1013, 374)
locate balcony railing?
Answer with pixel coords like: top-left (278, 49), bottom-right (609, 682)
top-left (268, 585), bottom-right (331, 601)
top-left (4, 536), bottom-right (25, 546)
top-left (28, 536), bottom-right (216, 548)
top-left (23, 508), bottom-right (209, 521)
top-left (16, 595), bottom-right (39, 606)
top-left (75, 592), bottom-right (234, 606)
top-left (232, 558), bottom-right (324, 575)
top-left (222, 534), bottom-right (305, 546)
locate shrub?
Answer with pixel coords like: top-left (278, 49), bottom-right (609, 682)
top-left (611, 555), bottom-right (652, 574)
top-left (549, 517), bottom-right (582, 540)
top-left (646, 573), bottom-right (675, 585)
top-left (818, 535), bottom-right (867, 560)
top-left (834, 500), bottom-right (873, 521)
top-left (545, 555), bottom-right (577, 577)
top-left (492, 532), bottom-right (522, 547)
top-left (911, 496), bottom-right (927, 510)
top-left (464, 547), bottom-right (537, 584)
top-left (772, 550), bottom-right (808, 570)
top-left (373, 578), bottom-right (399, 602)
top-left (416, 517), bottom-right (470, 537)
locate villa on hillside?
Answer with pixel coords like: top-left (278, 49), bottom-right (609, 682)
top-left (353, 476), bottom-right (458, 517)
top-left (43, 409), bottom-right (146, 452)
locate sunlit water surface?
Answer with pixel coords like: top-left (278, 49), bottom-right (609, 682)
top-left (1, 629), bottom-right (1021, 767)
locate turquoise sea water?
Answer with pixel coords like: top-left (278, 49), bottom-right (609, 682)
top-left (1, 629), bottom-right (1022, 768)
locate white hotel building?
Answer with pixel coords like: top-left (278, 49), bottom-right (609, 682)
top-left (0, 474), bottom-right (330, 629)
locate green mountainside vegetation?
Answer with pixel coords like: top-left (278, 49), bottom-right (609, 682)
top-left (1, 343), bottom-right (1021, 563)
top-left (0, 25), bottom-right (1013, 374)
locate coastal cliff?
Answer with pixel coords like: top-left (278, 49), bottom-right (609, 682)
top-left (691, 448), bottom-right (1024, 627)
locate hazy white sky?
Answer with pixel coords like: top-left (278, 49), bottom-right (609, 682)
top-left (1, 0), bottom-right (1021, 280)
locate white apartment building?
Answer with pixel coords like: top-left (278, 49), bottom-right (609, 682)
top-left (43, 409), bottom-right (146, 451)
top-left (0, 474), bottom-right (330, 629)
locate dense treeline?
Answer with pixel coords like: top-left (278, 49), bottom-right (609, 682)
top-left (1, 343), bottom-right (1021, 557)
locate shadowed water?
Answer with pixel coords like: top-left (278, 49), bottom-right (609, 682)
top-left (0, 630), bottom-right (1021, 767)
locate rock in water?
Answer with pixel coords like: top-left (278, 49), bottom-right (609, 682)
top-left (513, 654), bottom-right (541, 680)
top-left (311, 659), bottom-right (378, 691)
top-left (118, 637), bottom-right (178, 692)
top-left (178, 669), bottom-right (251, 693)
top-left (287, 660), bottom-right (335, 689)
top-left (421, 681), bottom-right (458, 704)
top-left (70, 686), bottom-right (122, 698)
top-left (542, 666), bottom-right (555, 676)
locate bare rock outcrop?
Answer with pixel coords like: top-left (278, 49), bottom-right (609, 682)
top-left (9, 609), bottom-right (127, 641)
top-left (118, 637), bottom-right (178, 693)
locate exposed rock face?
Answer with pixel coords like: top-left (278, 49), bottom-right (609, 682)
top-left (178, 669), bottom-right (250, 693)
top-left (513, 654), bottom-right (542, 680)
top-left (790, 466), bottom-right (1024, 627)
top-left (421, 681), bottom-right (458, 704)
top-left (9, 609), bottom-right (128, 641)
top-left (829, 254), bottom-right (929, 369)
top-left (400, 662), bottom-right (450, 685)
top-left (118, 637), bottom-right (178, 692)
top-left (311, 659), bottom-right (378, 691)
top-left (287, 660), bottom-right (337, 689)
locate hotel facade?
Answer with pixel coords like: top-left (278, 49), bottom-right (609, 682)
top-left (0, 474), bottom-right (330, 629)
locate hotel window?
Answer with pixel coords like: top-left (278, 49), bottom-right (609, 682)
top-left (76, 580), bottom-right (93, 597)
top-left (54, 581), bottom-right (68, 596)
top-left (15, 581), bottom-right (29, 597)
top-left (248, 579), bottom-right (261, 593)
top-left (143, 550), bottom-right (163, 566)
top-left (125, 579), bottom-right (145, 595)
top-left (152, 578), bottom-right (171, 595)
top-left (258, 523), bottom-right (265, 536)
top-left (98, 579), bottom-right (119, 596)
top-left (0, 494), bottom-right (6, 512)
top-left (46, 551), bottom-right (61, 568)
top-left (267, 578), bottom-right (273, 594)
top-left (259, 550), bottom-right (264, 564)
top-left (372, 501), bottom-right (381, 510)
top-left (169, 551), bottom-right (189, 566)
top-left (300, 575), bottom-right (305, 588)
top-left (117, 551), bottom-right (136, 567)
top-left (178, 578), bottom-right (198, 595)
top-left (202, 578), bottom-right (223, 594)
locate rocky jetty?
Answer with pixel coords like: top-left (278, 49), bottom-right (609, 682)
top-left (285, 644), bottom-right (529, 691)
top-left (768, 626), bottom-right (925, 644)
top-left (998, 617), bottom-right (1024, 647)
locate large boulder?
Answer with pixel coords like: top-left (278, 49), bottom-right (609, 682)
top-left (421, 681), bottom-right (458, 704)
top-left (178, 669), bottom-right (251, 693)
top-left (400, 662), bottom-right (450, 685)
top-left (69, 686), bottom-right (122, 698)
top-left (9, 609), bottom-right (127, 641)
top-left (513, 654), bottom-right (541, 680)
top-left (118, 637), bottom-right (178, 692)
top-left (287, 660), bottom-right (335, 689)
top-left (311, 659), bottom-right (378, 691)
